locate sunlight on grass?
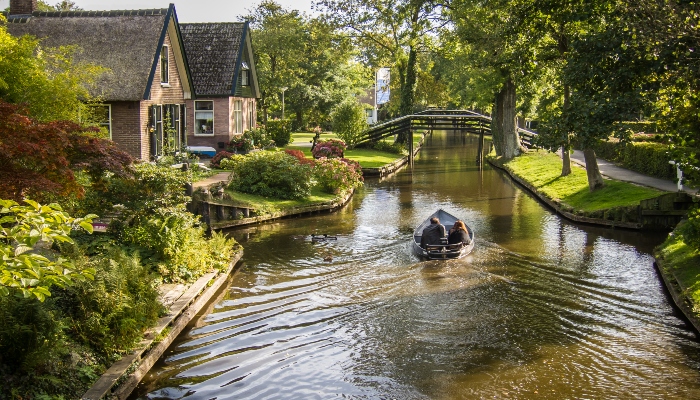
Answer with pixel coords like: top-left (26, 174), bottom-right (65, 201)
top-left (224, 186), bottom-right (341, 214)
top-left (657, 233), bottom-right (700, 312)
top-left (505, 151), bottom-right (662, 211)
top-left (285, 131), bottom-right (407, 168)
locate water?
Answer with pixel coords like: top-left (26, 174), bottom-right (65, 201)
top-left (132, 131), bottom-right (700, 399)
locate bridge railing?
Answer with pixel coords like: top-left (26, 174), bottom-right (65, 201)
top-left (355, 110), bottom-right (538, 150)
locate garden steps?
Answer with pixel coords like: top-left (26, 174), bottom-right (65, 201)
top-left (81, 250), bottom-right (243, 400)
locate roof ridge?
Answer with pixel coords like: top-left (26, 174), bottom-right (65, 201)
top-left (29, 9), bottom-right (170, 18)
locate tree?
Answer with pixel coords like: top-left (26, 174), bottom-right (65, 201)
top-left (0, 16), bottom-right (105, 122)
top-left (317, 0), bottom-right (443, 142)
top-left (331, 97), bottom-right (369, 147)
top-left (244, 1), bottom-right (365, 129)
top-left (0, 199), bottom-right (96, 301)
top-left (0, 100), bottom-right (133, 202)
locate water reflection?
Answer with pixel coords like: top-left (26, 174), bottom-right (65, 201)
top-left (132, 131), bottom-right (700, 400)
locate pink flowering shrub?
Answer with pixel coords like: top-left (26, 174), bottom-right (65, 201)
top-left (312, 139), bottom-right (346, 159)
top-left (313, 157), bottom-right (363, 194)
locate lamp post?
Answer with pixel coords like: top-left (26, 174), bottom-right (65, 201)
top-left (281, 87), bottom-right (288, 119)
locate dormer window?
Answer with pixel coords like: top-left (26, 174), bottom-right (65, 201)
top-left (161, 45), bottom-right (169, 85)
top-left (241, 61), bottom-right (250, 87)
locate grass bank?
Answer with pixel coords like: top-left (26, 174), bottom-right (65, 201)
top-left (498, 151), bottom-right (662, 211)
top-left (654, 226), bottom-right (700, 329)
top-left (222, 186), bottom-right (342, 214)
top-left (285, 132), bottom-right (417, 169)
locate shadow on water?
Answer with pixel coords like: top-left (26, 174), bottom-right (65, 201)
top-left (131, 131), bottom-right (700, 400)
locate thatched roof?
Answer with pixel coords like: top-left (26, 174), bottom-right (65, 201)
top-left (6, 8), bottom-right (172, 101)
top-left (180, 23), bottom-right (245, 97)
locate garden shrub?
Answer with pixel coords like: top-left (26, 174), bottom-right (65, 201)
top-left (589, 140), bottom-right (675, 179)
top-left (679, 207), bottom-right (700, 251)
top-left (313, 157), bottom-right (364, 194)
top-left (210, 151), bottom-right (234, 168)
top-left (266, 119), bottom-right (293, 147)
top-left (312, 139), bottom-right (347, 159)
top-left (227, 151), bottom-right (313, 199)
top-left (285, 149), bottom-right (315, 166)
top-left (331, 97), bottom-right (368, 147)
top-left (227, 135), bottom-right (254, 153)
top-left (372, 140), bottom-right (407, 155)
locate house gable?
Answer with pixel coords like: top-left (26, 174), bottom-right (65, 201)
top-left (180, 22), bottom-right (260, 98)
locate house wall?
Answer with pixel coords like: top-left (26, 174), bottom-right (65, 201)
top-left (136, 33), bottom-right (187, 160)
top-left (186, 97), bottom-right (231, 150)
top-left (110, 101), bottom-right (143, 158)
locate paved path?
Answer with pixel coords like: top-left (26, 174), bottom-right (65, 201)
top-left (193, 172), bottom-right (230, 189)
top-left (569, 150), bottom-right (697, 194)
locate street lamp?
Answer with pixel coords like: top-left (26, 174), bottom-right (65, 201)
top-left (281, 87), bottom-right (288, 119)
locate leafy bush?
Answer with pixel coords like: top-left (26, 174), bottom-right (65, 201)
top-left (227, 135), bottom-right (254, 153)
top-left (313, 157), bottom-right (364, 194)
top-left (56, 244), bottom-right (162, 359)
top-left (266, 119), bottom-right (293, 147)
top-left (312, 139), bottom-right (347, 159)
top-left (284, 149), bottom-right (315, 166)
top-left (331, 98), bottom-right (368, 147)
top-left (373, 140), bottom-right (407, 155)
top-left (679, 207), bottom-right (700, 251)
top-left (0, 199), bottom-right (96, 301)
top-left (210, 151), bottom-right (234, 168)
top-left (589, 140), bottom-right (675, 179)
top-left (227, 152), bottom-right (313, 199)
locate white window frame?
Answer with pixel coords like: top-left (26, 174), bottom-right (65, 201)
top-left (233, 100), bottom-right (243, 133)
top-left (194, 100), bottom-right (214, 136)
top-left (160, 45), bottom-right (169, 85)
top-left (241, 61), bottom-right (250, 86)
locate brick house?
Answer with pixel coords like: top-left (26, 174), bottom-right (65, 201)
top-left (180, 22), bottom-right (260, 153)
top-left (5, 0), bottom-right (260, 160)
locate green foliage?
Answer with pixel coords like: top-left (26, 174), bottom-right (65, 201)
top-left (265, 119), bottom-right (293, 147)
top-left (0, 20), bottom-right (105, 122)
top-left (55, 245), bottom-right (162, 359)
top-left (678, 207), bottom-right (700, 252)
top-left (226, 151), bottom-right (313, 199)
top-left (313, 158), bottom-right (364, 194)
top-left (372, 140), bottom-right (407, 155)
top-left (210, 151), bottom-right (234, 168)
top-left (331, 97), bottom-right (368, 147)
top-left (589, 140), bottom-right (675, 180)
top-left (107, 163), bottom-right (190, 216)
top-left (0, 199), bottom-right (96, 301)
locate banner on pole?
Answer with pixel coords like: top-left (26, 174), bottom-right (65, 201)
top-left (376, 68), bottom-right (390, 105)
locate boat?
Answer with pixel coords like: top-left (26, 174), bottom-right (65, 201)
top-left (412, 209), bottom-right (475, 260)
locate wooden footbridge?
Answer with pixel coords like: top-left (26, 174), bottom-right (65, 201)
top-left (355, 109), bottom-right (537, 165)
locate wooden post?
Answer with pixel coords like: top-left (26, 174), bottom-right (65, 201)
top-left (409, 126), bottom-right (414, 169)
top-left (477, 121), bottom-right (485, 165)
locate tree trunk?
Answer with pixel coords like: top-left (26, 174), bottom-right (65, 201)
top-left (491, 92), bottom-right (504, 156)
top-left (583, 147), bottom-right (605, 191)
top-left (501, 78), bottom-right (521, 160)
top-left (396, 46), bottom-right (417, 145)
top-left (561, 146), bottom-right (572, 176)
top-left (560, 83), bottom-right (571, 176)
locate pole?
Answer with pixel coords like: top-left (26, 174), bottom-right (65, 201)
top-left (281, 87), bottom-right (288, 119)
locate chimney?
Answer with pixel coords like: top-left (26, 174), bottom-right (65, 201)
top-left (9, 0), bottom-right (38, 15)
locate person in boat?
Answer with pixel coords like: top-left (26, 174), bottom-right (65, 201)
top-left (420, 217), bottom-right (446, 248)
top-left (448, 220), bottom-right (471, 245)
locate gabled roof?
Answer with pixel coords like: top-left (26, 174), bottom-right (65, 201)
top-left (180, 22), bottom-right (260, 98)
top-left (5, 5), bottom-right (193, 101)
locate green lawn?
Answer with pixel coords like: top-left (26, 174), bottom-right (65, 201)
top-left (503, 151), bottom-right (663, 211)
top-left (223, 186), bottom-right (341, 214)
top-left (656, 233), bottom-right (700, 313)
top-left (285, 131), bottom-right (410, 168)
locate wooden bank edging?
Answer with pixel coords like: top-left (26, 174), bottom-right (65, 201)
top-left (207, 188), bottom-right (355, 230)
top-left (653, 257), bottom-right (700, 335)
top-left (361, 133), bottom-right (425, 178)
top-left (81, 250), bottom-right (244, 400)
top-left (487, 157), bottom-right (643, 229)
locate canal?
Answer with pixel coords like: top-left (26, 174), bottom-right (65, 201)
top-left (132, 131), bottom-right (700, 399)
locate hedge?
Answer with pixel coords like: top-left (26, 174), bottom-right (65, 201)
top-left (588, 140), bottom-right (675, 180)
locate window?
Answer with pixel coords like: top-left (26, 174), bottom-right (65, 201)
top-left (241, 61), bottom-right (250, 86)
top-left (81, 104), bottom-right (112, 139)
top-left (195, 101), bottom-right (214, 135)
top-left (366, 109), bottom-right (373, 118)
top-left (233, 100), bottom-right (243, 133)
top-left (160, 45), bottom-right (169, 85)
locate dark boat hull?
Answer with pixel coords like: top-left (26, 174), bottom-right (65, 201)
top-left (412, 209), bottom-right (475, 260)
